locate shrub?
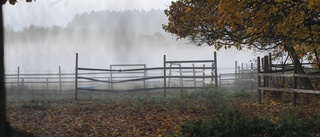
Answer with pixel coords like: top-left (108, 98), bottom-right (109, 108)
top-left (268, 114), bottom-right (320, 137)
top-left (181, 107), bottom-right (269, 137)
top-left (180, 107), bottom-right (320, 137)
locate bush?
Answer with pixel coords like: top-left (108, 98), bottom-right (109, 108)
top-left (180, 108), bottom-right (320, 137)
top-left (268, 114), bottom-right (320, 137)
top-left (181, 107), bottom-right (268, 137)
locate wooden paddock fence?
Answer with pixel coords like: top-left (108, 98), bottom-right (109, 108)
top-left (219, 61), bottom-right (257, 91)
top-left (75, 52), bottom-right (218, 99)
top-left (257, 53), bottom-right (320, 106)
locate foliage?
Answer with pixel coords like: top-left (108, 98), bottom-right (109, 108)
top-left (1, 0), bottom-right (33, 5)
top-left (164, 0), bottom-right (320, 66)
top-left (180, 107), bottom-right (320, 137)
top-left (181, 108), bottom-right (268, 137)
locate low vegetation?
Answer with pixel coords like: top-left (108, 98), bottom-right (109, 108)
top-left (6, 88), bottom-right (320, 136)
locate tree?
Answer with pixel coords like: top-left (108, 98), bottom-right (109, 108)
top-left (1, 1), bottom-right (34, 137)
top-left (163, 0), bottom-right (320, 89)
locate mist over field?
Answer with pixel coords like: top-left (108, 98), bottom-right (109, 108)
top-left (4, 9), bottom-right (254, 74)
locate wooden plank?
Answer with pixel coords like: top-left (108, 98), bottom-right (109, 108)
top-left (166, 60), bottom-right (215, 64)
top-left (167, 66), bottom-right (214, 69)
top-left (110, 64), bottom-right (146, 67)
top-left (59, 66), bottom-right (62, 92)
top-left (75, 53), bottom-right (78, 100)
top-left (258, 87), bottom-right (293, 92)
top-left (214, 52), bottom-right (218, 88)
top-left (258, 87), bottom-right (320, 94)
top-left (293, 89), bottom-right (320, 94)
top-left (257, 73), bottom-right (320, 78)
top-left (78, 67), bottom-right (163, 72)
top-left (258, 73), bottom-right (293, 77)
top-left (163, 55), bottom-right (167, 98)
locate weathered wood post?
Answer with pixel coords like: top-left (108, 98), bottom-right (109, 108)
top-left (214, 52), bottom-right (218, 88)
top-left (168, 63), bottom-right (172, 87)
top-left (211, 63), bottom-right (214, 86)
top-left (235, 61), bottom-right (237, 73)
top-left (251, 63), bottom-right (254, 90)
top-left (257, 56), bottom-right (261, 104)
top-left (293, 54), bottom-right (298, 107)
top-left (75, 53), bottom-right (78, 100)
top-left (143, 64), bottom-right (147, 89)
top-left (110, 65), bottom-right (113, 90)
top-left (179, 63), bottom-right (183, 87)
top-left (263, 56), bottom-right (269, 97)
top-left (59, 66), bottom-right (62, 92)
top-left (17, 66), bottom-right (20, 88)
top-left (203, 64), bottom-right (205, 87)
top-left (241, 63), bottom-right (244, 76)
top-left (193, 64), bottom-right (196, 87)
top-left (46, 77), bottom-right (49, 91)
top-left (163, 55), bottom-right (167, 98)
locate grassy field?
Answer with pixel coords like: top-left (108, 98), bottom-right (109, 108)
top-left (6, 88), bottom-right (320, 137)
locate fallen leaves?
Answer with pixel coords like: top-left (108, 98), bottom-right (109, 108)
top-left (7, 91), bottom-right (320, 136)
top-left (7, 98), bottom-right (209, 137)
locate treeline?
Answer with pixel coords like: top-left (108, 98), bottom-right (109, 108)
top-left (4, 9), bottom-right (169, 45)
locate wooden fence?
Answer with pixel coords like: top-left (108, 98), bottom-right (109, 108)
top-left (257, 54), bottom-right (320, 106)
top-left (219, 61), bottom-right (257, 91)
top-left (75, 52), bottom-right (218, 99)
top-left (5, 66), bottom-right (72, 91)
top-left (4, 66), bottom-right (105, 91)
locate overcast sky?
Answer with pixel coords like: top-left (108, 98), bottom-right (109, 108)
top-left (3, 0), bottom-right (173, 30)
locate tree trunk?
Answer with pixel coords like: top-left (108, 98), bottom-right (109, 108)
top-left (0, 5), bottom-right (8, 137)
top-left (1, 6), bottom-right (33, 137)
top-left (286, 46), bottom-right (313, 89)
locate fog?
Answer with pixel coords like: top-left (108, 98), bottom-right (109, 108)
top-left (3, 7), bottom-right (255, 74)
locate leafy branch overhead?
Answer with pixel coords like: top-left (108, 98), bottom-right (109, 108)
top-left (164, 0), bottom-right (320, 64)
top-left (1, 0), bottom-right (34, 5)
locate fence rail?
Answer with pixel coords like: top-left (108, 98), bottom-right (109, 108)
top-left (257, 54), bottom-right (320, 106)
top-left (75, 53), bottom-right (218, 100)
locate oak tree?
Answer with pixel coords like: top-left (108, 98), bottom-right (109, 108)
top-left (164, 0), bottom-right (320, 89)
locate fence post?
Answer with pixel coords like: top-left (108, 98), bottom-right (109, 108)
top-left (203, 64), bottom-right (205, 87)
top-left (75, 53), bottom-right (78, 100)
top-left (163, 55), bottom-right (167, 98)
top-left (17, 66), bottom-right (20, 88)
top-left (269, 53), bottom-right (272, 71)
top-left (241, 63), bottom-right (244, 74)
top-left (251, 63), bottom-right (254, 90)
top-left (257, 56), bottom-right (261, 104)
top-left (179, 63), bottom-right (183, 87)
top-left (211, 63), bottom-right (214, 85)
top-left (46, 78), bottom-right (49, 91)
top-left (293, 54), bottom-right (298, 107)
top-left (59, 66), bottom-right (62, 93)
top-left (263, 56), bottom-right (269, 88)
top-left (214, 52), bottom-right (218, 88)
top-left (235, 61), bottom-right (237, 74)
top-left (168, 63), bottom-right (172, 87)
top-left (144, 64), bottom-right (147, 89)
top-left (110, 66), bottom-right (113, 90)
top-left (193, 64), bottom-right (196, 87)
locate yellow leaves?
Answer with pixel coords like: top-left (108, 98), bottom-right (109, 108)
top-left (7, 99), bottom-right (210, 136)
top-left (185, 7), bottom-right (191, 13)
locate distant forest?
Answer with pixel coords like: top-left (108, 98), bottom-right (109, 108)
top-left (4, 9), bottom-right (170, 45)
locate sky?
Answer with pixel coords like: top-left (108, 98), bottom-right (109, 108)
top-left (3, 0), bottom-right (173, 30)
top-left (2, 0), bottom-right (257, 73)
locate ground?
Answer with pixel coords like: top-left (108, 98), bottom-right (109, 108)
top-left (6, 89), bottom-right (320, 137)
